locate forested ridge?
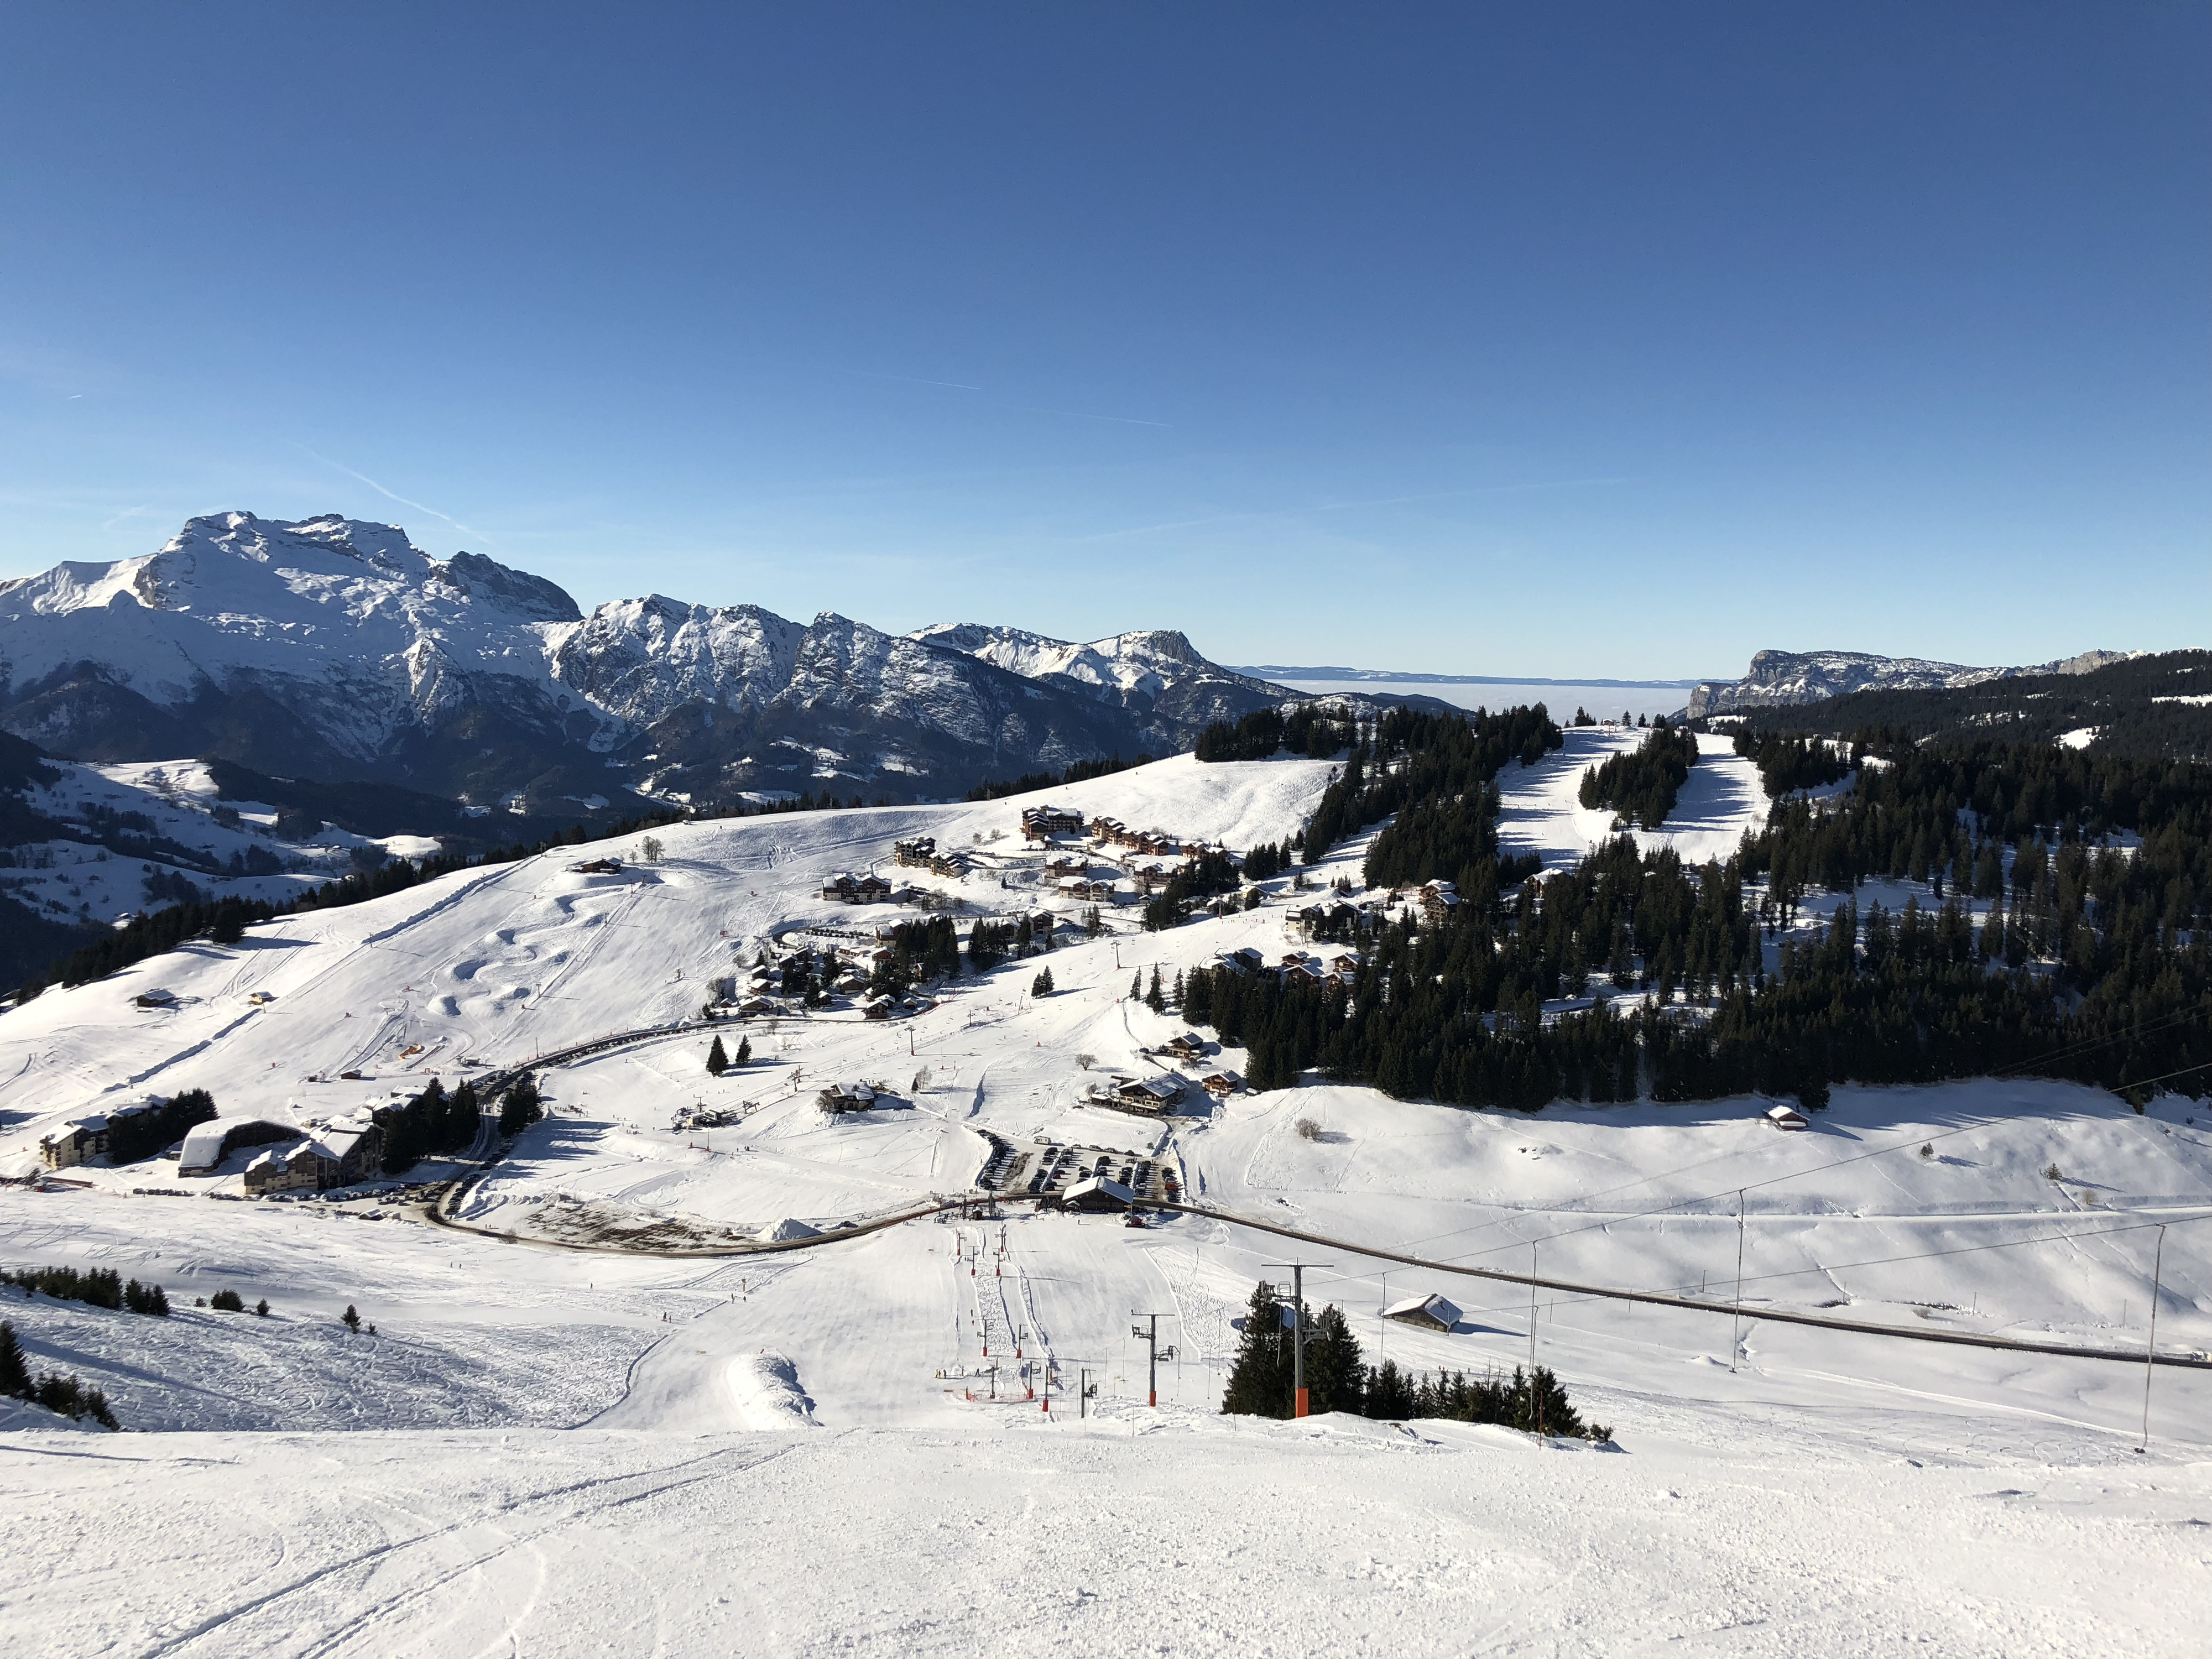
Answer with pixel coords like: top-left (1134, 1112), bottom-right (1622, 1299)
top-left (1181, 707), bottom-right (2212, 1109)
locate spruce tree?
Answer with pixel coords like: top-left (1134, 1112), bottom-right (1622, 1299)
top-left (1221, 1281), bottom-right (1292, 1417)
top-left (1031, 966), bottom-right (1055, 997)
top-left (0, 1320), bottom-right (27, 1397)
top-left (706, 1035), bottom-right (729, 1076)
top-left (1146, 967), bottom-right (1165, 1013)
top-left (734, 1036), bottom-right (752, 1066)
top-left (1130, 972), bottom-right (1141, 1001)
top-left (341, 1305), bottom-right (362, 1333)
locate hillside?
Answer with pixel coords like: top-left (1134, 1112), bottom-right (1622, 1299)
top-left (2, 742), bottom-right (2206, 1655)
top-left (1727, 648), bottom-right (2212, 759)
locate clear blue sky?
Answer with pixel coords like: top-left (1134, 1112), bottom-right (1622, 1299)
top-left (1, 3), bottom-right (2203, 678)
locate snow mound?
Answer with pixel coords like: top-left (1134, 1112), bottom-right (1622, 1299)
top-left (727, 1351), bottom-right (816, 1428)
top-left (757, 1217), bottom-right (822, 1242)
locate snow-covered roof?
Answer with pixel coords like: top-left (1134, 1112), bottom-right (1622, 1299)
top-left (1383, 1293), bottom-right (1461, 1328)
top-left (1065, 1176), bottom-right (1135, 1206)
top-left (178, 1114), bottom-right (300, 1175)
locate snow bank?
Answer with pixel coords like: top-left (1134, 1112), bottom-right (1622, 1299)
top-left (726, 1350), bottom-right (816, 1429)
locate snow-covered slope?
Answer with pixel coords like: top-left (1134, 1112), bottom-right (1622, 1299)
top-left (1686, 647), bottom-right (2134, 719)
top-left (2, 753), bottom-right (2208, 1655)
top-left (0, 514), bottom-right (1298, 808)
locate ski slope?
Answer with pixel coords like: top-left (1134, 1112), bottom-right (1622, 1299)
top-left (3, 752), bottom-right (2210, 1656)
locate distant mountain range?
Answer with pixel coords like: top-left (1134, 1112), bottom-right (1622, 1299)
top-left (1684, 648), bottom-right (2133, 720)
top-left (0, 512), bottom-right (1418, 816)
top-left (1239, 664), bottom-right (1705, 689)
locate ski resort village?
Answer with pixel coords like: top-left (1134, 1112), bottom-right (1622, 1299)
top-left (4, 10), bottom-right (2208, 1651)
top-left (3, 702), bottom-right (2210, 1657)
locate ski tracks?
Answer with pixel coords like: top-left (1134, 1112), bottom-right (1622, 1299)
top-left (136, 1443), bottom-right (801, 1659)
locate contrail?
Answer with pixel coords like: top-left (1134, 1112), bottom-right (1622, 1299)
top-left (834, 369), bottom-right (985, 392)
top-left (296, 445), bottom-right (489, 543)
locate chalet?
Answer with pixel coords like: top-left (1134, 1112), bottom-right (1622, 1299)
top-left (567, 857), bottom-right (623, 875)
top-left (242, 1112), bottom-right (384, 1194)
top-left (862, 995), bottom-right (895, 1020)
top-left (817, 1083), bottom-right (878, 1113)
top-left (178, 1115), bottom-right (304, 1177)
top-left (1382, 1293), bottom-right (1462, 1332)
top-left (891, 837), bottom-right (938, 869)
top-left (38, 1116), bottom-right (108, 1171)
top-left (1200, 1073), bottom-right (1239, 1099)
top-left (1328, 952), bottom-right (1363, 977)
top-left (1064, 1175), bottom-right (1136, 1213)
top-left (1765, 1104), bottom-right (1811, 1131)
top-left (1021, 805), bottom-right (1086, 838)
top-left (926, 851), bottom-right (975, 879)
top-left (1114, 1076), bottom-right (1183, 1113)
top-left (1057, 875), bottom-right (1115, 900)
top-left (1213, 947), bottom-right (1266, 975)
top-left (1164, 1032), bottom-right (1207, 1062)
top-left (1045, 857), bottom-right (1084, 879)
top-left (1417, 881), bottom-right (1460, 925)
top-left (821, 873), bottom-right (857, 901)
top-left (133, 987), bottom-right (177, 1009)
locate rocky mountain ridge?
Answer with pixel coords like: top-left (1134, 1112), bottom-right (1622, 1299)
top-left (1685, 647), bottom-right (2133, 719)
top-left (0, 513), bottom-right (1302, 812)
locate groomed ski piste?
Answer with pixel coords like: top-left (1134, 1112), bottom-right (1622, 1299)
top-left (3, 731), bottom-right (2209, 1657)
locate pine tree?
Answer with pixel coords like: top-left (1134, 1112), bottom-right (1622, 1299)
top-left (1221, 1281), bottom-right (1292, 1417)
top-left (1031, 966), bottom-right (1055, 997)
top-left (1303, 1303), bottom-right (1365, 1416)
top-left (1146, 967), bottom-right (1165, 1013)
top-left (341, 1305), bottom-right (362, 1333)
top-left (734, 1036), bottom-right (752, 1066)
top-left (706, 1035), bottom-right (729, 1076)
top-left (498, 1074), bottom-right (544, 1136)
top-left (1130, 972), bottom-right (1141, 1001)
top-left (448, 1079), bottom-right (480, 1152)
top-left (0, 1320), bottom-right (27, 1397)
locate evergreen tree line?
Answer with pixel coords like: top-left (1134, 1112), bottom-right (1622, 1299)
top-left (1142, 849), bottom-right (1243, 932)
top-left (1732, 728), bottom-right (1851, 797)
top-left (967, 913), bottom-right (1054, 972)
top-left (497, 1073), bottom-right (544, 1135)
top-left (380, 1078), bottom-right (482, 1175)
top-left (1175, 709), bottom-right (2212, 1108)
top-left (1579, 721), bottom-right (1699, 830)
top-left (2, 1265), bottom-right (169, 1316)
top-left (0, 1321), bottom-right (118, 1430)
top-left (874, 916), bottom-right (964, 995)
top-left (105, 1087), bottom-right (218, 1166)
top-left (964, 752), bottom-right (1155, 801)
top-left (1219, 1281), bottom-right (1603, 1437)
top-left (1241, 839), bottom-right (1292, 881)
top-left (1194, 704), bottom-right (1360, 763)
top-left (1304, 705), bottom-right (1563, 875)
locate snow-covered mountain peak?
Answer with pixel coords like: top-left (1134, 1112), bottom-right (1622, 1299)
top-left (909, 621), bottom-right (1273, 707)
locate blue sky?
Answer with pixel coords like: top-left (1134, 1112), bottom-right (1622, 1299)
top-left (1, 3), bottom-right (2203, 678)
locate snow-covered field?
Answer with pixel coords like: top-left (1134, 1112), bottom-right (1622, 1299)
top-left (3, 752), bottom-right (2209, 1656)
